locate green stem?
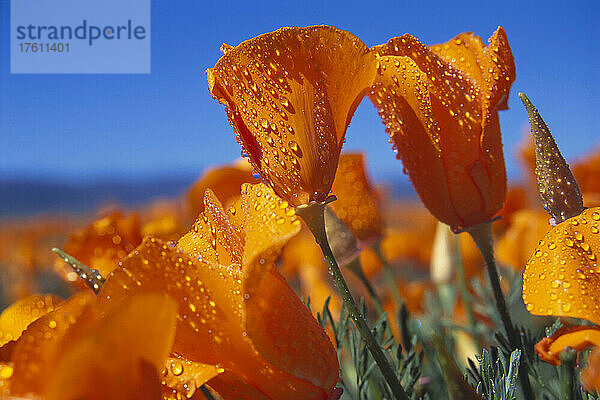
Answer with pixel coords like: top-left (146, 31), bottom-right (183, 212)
top-left (560, 347), bottom-right (577, 400)
top-left (452, 234), bottom-right (483, 350)
top-left (346, 257), bottom-right (385, 316)
top-left (467, 222), bottom-right (534, 400)
top-left (297, 202), bottom-right (409, 400)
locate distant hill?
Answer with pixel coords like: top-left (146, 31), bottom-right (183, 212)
top-left (0, 173), bottom-right (416, 217)
top-left (0, 174), bottom-right (196, 217)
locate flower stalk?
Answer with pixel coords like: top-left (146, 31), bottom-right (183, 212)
top-left (452, 235), bottom-right (483, 350)
top-left (560, 347), bottom-right (577, 400)
top-left (296, 201), bottom-right (409, 400)
top-left (467, 222), bottom-right (534, 400)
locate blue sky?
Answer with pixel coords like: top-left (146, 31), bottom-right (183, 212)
top-left (1, 0), bottom-right (598, 184)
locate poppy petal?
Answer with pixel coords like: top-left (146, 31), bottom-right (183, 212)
top-left (0, 294), bottom-right (61, 347)
top-left (523, 207), bottom-right (600, 324)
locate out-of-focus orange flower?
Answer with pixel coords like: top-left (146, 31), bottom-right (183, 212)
top-left (329, 152), bottom-right (383, 243)
top-left (57, 211), bottom-right (142, 283)
top-left (207, 26), bottom-right (377, 206)
top-left (139, 199), bottom-right (187, 242)
top-left (99, 183), bottom-right (339, 400)
top-left (583, 348), bottom-right (600, 393)
top-left (187, 159), bottom-right (258, 216)
top-left (0, 294), bottom-right (61, 347)
top-left (370, 27), bottom-right (515, 231)
top-left (2, 291), bottom-right (177, 399)
top-left (573, 146), bottom-right (600, 207)
top-left (496, 209), bottom-right (550, 270)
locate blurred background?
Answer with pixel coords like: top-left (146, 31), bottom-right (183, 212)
top-left (1, 0), bottom-right (598, 216)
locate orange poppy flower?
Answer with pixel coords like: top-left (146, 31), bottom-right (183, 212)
top-left (56, 211), bottom-right (142, 283)
top-left (523, 207), bottom-right (600, 386)
top-left (329, 152), bottom-right (384, 244)
top-left (522, 207), bottom-right (600, 321)
top-left (496, 209), bottom-right (550, 270)
top-left (207, 26), bottom-right (377, 206)
top-left (369, 27), bottom-right (515, 231)
top-left (187, 159), bottom-right (259, 216)
top-left (98, 183), bottom-right (339, 400)
top-left (0, 294), bottom-right (61, 347)
top-left (573, 146), bottom-right (600, 206)
top-left (2, 291), bottom-right (177, 399)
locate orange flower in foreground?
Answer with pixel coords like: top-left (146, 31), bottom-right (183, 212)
top-left (2, 292), bottom-right (177, 399)
top-left (523, 207), bottom-right (600, 391)
top-left (207, 26), bottom-right (377, 206)
top-left (329, 152), bottom-right (384, 243)
top-left (370, 27), bottom-right (515, 231)
top-left (99, 183), bottom-right (339, 399)
top-left (522, 207), bottom-right (600, 321)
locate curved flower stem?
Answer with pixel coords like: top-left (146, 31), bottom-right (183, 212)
top-left (560, 347), bottom-right (577, 400)
top-left (467, 222), bottom-right (534, 400)
top-left (452, 235), bottom-right (483, 350)
top-left (346, 257), bottom-right (385, 316)
top-left (297, 202), bottom-right (409, 400)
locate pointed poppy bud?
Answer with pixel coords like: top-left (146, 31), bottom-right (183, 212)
top-left (519, 93), bottom-right (584, 224)
top-left (370, 27), bottom-right (515, 231)
top-left (207, 26), bottom-right (377, 206)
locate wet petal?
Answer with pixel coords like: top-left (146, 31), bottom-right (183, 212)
top-left (429, 32), bottom-right (486, 86)
top-left (178, 190), bottom-right (244, 266)
top-left (207, 371), bottom-right (271, 400)
top-left (46, 293), bottom-right (177, 400)
top-left (329, 153), bottom-right (383, 243)
top-left (101, 236), bottom-right (337, 399)
top-left (9, 292), bottom-right (95, 395)
top-left (370, 28), bottom-right (514, 230)
top-left (0, 294), bottom-right (61, 347)
top-left (244, 260), bottom-right (339, 393)
top-left (208, 26), bottom-right (377, 206)
top-left (370, 53), bottom-right (461, 228)
top-left (161, 355), bottom-right (222, 400)
top-left (99, 237), bottom-right (243, 366)
top-left (239, 183), bottom-right (301, 267)
top-left (523, 207), bottom-right (600, 324)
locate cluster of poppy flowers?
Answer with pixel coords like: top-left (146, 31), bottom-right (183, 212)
top-left (0, 24), bottom-right (599, 399)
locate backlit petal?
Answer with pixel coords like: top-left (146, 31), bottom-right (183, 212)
top-left (46, 293), bottom-right (177, 400)
top-left (9, 292), bottom-right (95, 395)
